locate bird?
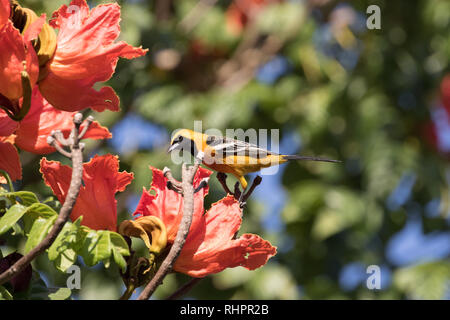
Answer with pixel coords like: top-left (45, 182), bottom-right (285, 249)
top-left (167, 129), bottom-right (340, 194)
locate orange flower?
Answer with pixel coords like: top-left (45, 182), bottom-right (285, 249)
top-left (0, 0), bottom-right (42, 103)
top-left (40, 154), bottom-right (133, 231)
top-left (38, 0), bottom-right (148, 112)
top-left (133, 167), bottom-right (277, 277)
top-left (1, 0), bottom-right (147, 116)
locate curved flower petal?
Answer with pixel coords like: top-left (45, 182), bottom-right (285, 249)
top-left (174, 195), bottom-right (277, 277)
top-left (15, 87), bottom-right (111, 154)
top-left (119, 216), bottom-right (167, 255)
top-left (0, 135), bottom-right (21, 183)
top-left (39, 0), bottom-right (148, 112)
top-left (0, 110), bottom-right (19, 136)
top-left (0, 0), bottom-right (9, 28)
top-left (0, 21), bottom-right (39, 101)
top-left (40, 154), bottom-right (133, 231)
top-left (133, 166), bottom-right (212, 241)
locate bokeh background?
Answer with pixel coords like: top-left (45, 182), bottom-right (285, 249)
top-left (11, 0), bottom-right (450, 299)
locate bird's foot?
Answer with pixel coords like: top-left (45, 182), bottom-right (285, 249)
top-left (216, 173), bottom-right (262, 208)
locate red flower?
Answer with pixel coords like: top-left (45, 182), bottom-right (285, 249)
top-left (40, 154), bottom-right (133, 231)
top-left (14, 87), bottom-right (111, 154)
top-left (133, 167), bottom-right (277, 277)
top-left (38, 0), bottom-right (148, 112)
top-left (0, 0), bottom-right (8, 27)
top-left (0, 135), bottom-right (21, 184)
top-left (0, 109), bottom-right (18, 137)
top-left (0, 87), bottom-right (111, 182)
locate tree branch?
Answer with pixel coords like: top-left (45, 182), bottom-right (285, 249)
top-left (137, 152), bottom-right (204, 300)
top-left (165, 277), bottom-right (203, 300)
top-left (0, 113), bottom-right (90, 286)
top-left (163, 167), bottom-right (183, 194)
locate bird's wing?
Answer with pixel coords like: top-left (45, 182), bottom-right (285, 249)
top-left (206, 135), bottom-right (276, 159)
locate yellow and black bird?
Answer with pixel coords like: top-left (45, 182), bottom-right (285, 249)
top-left (167, 129), bottom-right (340, 193)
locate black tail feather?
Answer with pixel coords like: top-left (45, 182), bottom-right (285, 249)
top-left (283, 155), bottom-right (341, 163)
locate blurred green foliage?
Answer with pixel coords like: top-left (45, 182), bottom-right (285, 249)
top-left (2, 0), bottom-right (449, 300)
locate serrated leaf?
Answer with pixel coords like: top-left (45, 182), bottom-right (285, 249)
top-left (48, 287), bottom-right (71, 300)
top-left (0, 191), bottom-right (39, 206)
top-left (0, 203), bottom-right (27, 236)
top-left (24, 215), bottom-right (57, 254)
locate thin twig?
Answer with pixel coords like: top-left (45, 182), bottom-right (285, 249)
top-left (137, 152), bottom-right (204, 300)
top-left (164, 167), bottom-right (183, 194)
top-left (0, 113), bottom-right (90, 286)
top-left (47, 137), bottom-right (72, 159)
top-left (77, 115), bottom-right (94, 140)
top-left (165, 277), bottom-right (203, 300)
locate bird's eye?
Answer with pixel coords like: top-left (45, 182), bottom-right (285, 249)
top-left (178, 136), bottom-right (183, 142)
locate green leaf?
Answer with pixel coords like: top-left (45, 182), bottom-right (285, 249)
top-left (0, 191), bottom-right (39, 206)
top-left (110, 232), bottom-right (130, 273)
top-left (0, 203), bottom-right (26, 236)
top-left (0, 285), bottom-right (13, 300)
top-left (48, 218), bottom-right (82, 272)
top-left (110, 231), bottom-right (130, 256)
top-left (24, 215), bottom-right (57, 254)
top-left (78, 228), bottom-right (129, 271)
top-left (23, 203), bottom-right (58, 235)
top-left (48, 288), bottom-right (72, 300)
top-left (96, 231), bottom-right (113, 263)
top-left (78, 228), bottom-right (100, 266)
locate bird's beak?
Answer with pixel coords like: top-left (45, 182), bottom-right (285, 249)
top-left (167, 143), bottom-right (179, 153)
